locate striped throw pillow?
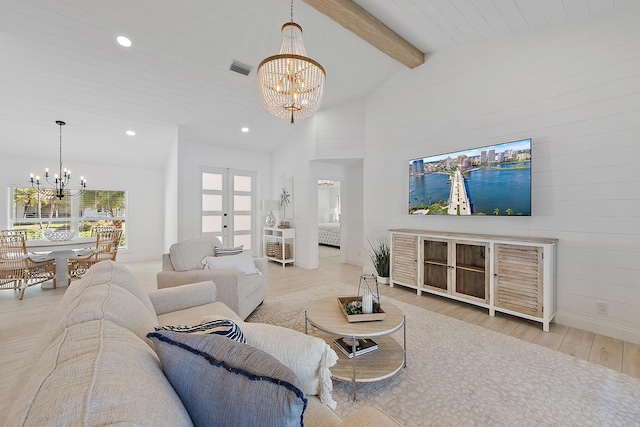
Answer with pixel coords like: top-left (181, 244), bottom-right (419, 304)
top-left (214, 245), bottom-right (244, 257)
top-left (154, 319), bottom-right (246, 343)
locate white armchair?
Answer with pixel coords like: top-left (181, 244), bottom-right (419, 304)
top-left (156, 237), bottom-right (267, 319)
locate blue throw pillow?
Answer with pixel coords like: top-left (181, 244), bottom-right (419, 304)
top-left (154, 319), bottom-right (246, 343)
top-left (147, 330), bottom-right (307, 427)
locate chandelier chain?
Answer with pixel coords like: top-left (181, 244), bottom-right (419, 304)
top-left (58, 121), bottom-right (64, 181)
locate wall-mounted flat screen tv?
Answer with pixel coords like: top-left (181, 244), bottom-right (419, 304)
top-left (409, 138), bottom-right (531, 216)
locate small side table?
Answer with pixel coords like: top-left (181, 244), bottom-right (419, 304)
top-left (264, 227), bottom-right (295, 267)
top-left (305, 296), bottom-right (406, 400)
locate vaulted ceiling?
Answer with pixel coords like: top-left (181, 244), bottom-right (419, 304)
top-left (0, 0), bottom-right (635, 167)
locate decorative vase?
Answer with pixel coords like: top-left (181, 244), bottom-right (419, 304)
top-left (265, 211), bottom-right (276, 227)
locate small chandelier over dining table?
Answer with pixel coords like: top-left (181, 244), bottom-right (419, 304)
top-left (29, 120), bottom-right (87, 200)
top-left (257, 0), bottom-right (326, 124)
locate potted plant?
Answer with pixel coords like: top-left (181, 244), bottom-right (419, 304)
top-left (367, 236), bottom-right (390, 285)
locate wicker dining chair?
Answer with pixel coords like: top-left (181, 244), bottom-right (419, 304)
top-left (68, 228), bottom-right (123, 283)
top-left (89, 225), bottom-right (116, 237)
top-left (0, 230), bottom-right (57, 300)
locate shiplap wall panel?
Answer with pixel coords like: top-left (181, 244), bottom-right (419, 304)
top-left (363, 7), bottom-right (640, 343)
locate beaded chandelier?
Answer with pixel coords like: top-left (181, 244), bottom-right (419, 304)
top-left (257, 0), bottom-right (325, 124)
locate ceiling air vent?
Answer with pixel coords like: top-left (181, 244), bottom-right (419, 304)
top-left (230, 60), bottom-right (253, 76)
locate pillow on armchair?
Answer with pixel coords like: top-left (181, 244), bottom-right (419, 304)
top-left (214, 245), bottom-right (243, 256)
top-left (201, 251), bottom-right (260, 275)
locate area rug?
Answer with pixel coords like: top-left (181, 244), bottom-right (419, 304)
top-left (247, 284), bottom-right (640, 426)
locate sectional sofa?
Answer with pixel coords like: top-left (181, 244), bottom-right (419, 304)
top-left (4, 261), bottom-right (401, 426)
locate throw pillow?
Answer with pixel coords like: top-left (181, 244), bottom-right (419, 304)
top-left (201, 251), bottom-right (260, 275)
top-left (214, 245), bottom-right (244, 257)
top-left (154, 319), bottom-right (246, 343)
top-left (147, 331), bottom-right (307, 427)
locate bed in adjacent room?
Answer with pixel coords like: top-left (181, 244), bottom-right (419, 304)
top-left (318, 223), bottom-right (341, 247)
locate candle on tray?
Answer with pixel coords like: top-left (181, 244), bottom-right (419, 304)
top-left (363, 293), bottom-right (373, 314)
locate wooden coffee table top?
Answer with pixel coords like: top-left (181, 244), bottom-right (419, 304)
top-left (305, 296), bottom-right (404, 338)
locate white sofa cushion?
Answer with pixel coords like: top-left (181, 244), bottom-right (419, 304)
top-left (64, 284), bottom-right (159, 344)
top-left (240, 322), bottom-right (338, 409)
top-left (16, 261), bottom-right (159, 371)
top-left (5, 320), bottom-right (192, 427)
top-left (169, 237), bottom-right (222, 271)
top-left (68, 260), bottom-right (157, 315)
top-left (202, 312), bottom-right (338, 410)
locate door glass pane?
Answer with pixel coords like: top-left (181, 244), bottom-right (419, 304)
top-left (234, 176), bottom-right (252, 192)
top-left (234, 234), bottom-right (252, 250)
top-left (234, 215), bottom-right (251, 232)
top-left (234, 195), bottom-right (251, 211)
top-left (202, 173), bottom-right (223, 191)
top-left (202, 194), bottom-right (222, 211)
top-left (202, 215), bottom-right (222, 233)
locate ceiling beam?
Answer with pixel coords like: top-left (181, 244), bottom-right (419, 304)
top-left (302, 0), bottom-right (425, 69)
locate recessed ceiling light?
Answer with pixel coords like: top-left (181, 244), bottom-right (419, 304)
top-left (116, 36), bottom-right (132, 47)
top-left (125, 130), bottom-right (136, 136)
top-left (241, 127), bottom-right (249, 133)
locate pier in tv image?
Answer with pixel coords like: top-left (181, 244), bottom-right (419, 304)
top-left (409, 139), bottom-right (531, 216)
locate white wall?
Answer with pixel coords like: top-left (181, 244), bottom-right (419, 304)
top-left (163, 133), bottom-right (179, 252)
top-left (271, 118), bottom-right (319, 268)
top-left (363, 8), bottom-right (640, 344)
top-left (343, 160), bottom-right (364, 267)
top-left (0, 153), bottom-right (165, 262)
top-left (317, 186), bottom-right (332, 223)
top-left (317, 183), bottom-right (340, 223)
top-left (272, 101), bottom-right (367, 269)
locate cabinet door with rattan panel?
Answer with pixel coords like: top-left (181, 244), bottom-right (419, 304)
top-left (493, 244), bottom-right (543, 317)
top-left (390, 234), bottom-right (418, 288)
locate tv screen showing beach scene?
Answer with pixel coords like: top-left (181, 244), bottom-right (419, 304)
top-left (409, 139), bottom-right (531, 216)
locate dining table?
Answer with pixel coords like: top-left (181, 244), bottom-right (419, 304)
top-left (26, 237), bottom-right (95, 288)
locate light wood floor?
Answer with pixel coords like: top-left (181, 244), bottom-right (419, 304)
top-left (268, 255), bottom-right (640, 379)
top-left (1, 255), bottom-right (638, 405)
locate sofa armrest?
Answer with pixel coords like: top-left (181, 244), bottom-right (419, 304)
top-left (161, 253), bottom-right (175, 271)
top-left (148, 280), bottom-right (217, 316)
top-left (339, 407), bottom-right (403, 427)
top-left (253, 257), bottom-right (267, 274)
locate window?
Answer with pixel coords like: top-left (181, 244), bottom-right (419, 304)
top-left (10, 187), bottom-right (127, 245)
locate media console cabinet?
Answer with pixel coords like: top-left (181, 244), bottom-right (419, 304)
top-left (389, 229), bottom-right (557, 331)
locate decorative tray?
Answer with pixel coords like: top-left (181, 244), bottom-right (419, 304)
top-left (337, 296), bottom-right (386, 322)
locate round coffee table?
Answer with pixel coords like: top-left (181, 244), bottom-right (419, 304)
top-left (304, 296), bottom-right (406, 400)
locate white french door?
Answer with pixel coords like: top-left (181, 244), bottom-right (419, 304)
top-left (200, 167), bottom-right (256, 250)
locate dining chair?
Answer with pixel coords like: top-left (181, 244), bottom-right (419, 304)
top-left (90, 225), bottom-right (116, 237)
top-left (0, 230), bottom-right (57, 300)
top-left (68, 228), bottom-right (123, 284)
